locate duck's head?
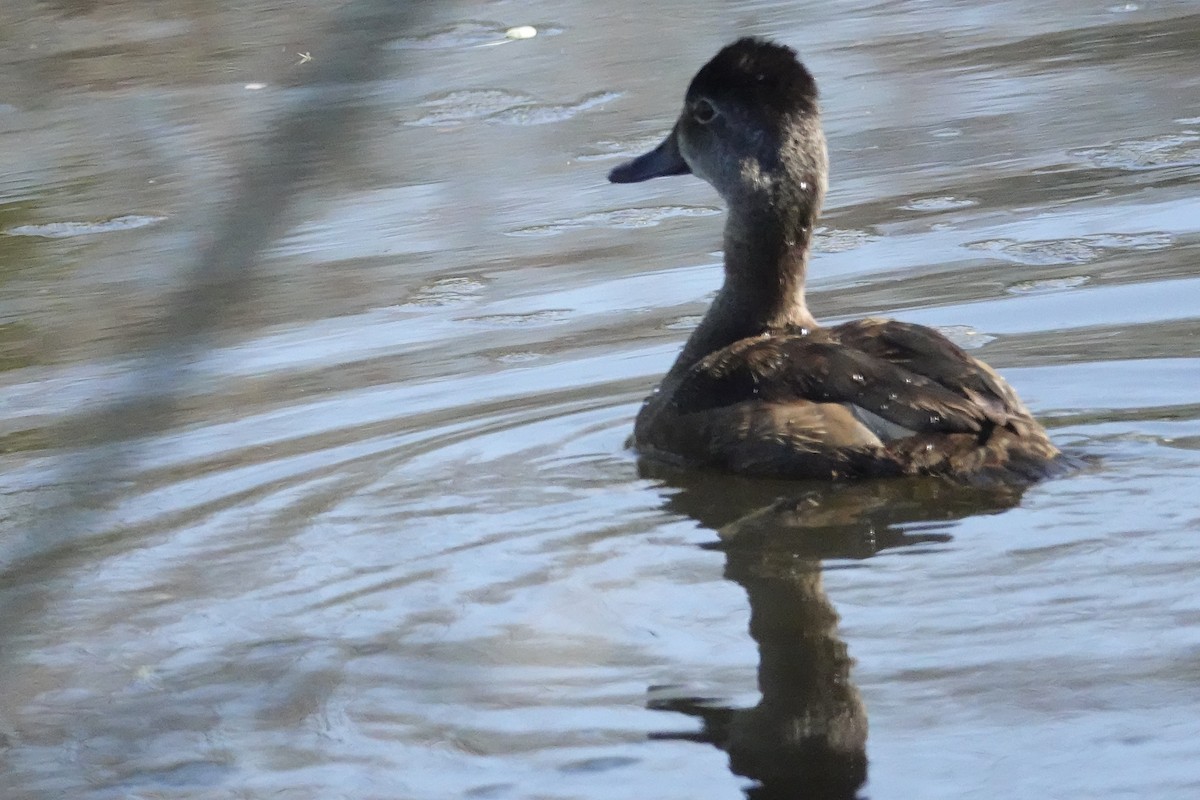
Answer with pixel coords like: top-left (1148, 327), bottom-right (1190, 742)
top-left (609, 38), bottom-right (827, 212)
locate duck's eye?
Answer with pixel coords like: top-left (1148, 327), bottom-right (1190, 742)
top-left (691, 98), bottom-right (717, 125)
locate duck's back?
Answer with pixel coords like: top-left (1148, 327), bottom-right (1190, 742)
top-left (633, 317), bottom-right (1061, 483)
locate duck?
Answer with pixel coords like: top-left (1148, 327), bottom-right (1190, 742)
top-left (608, 37), bottom-right (1061, 483)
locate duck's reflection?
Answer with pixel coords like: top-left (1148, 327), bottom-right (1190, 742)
top-left (644, 465), bottom-right (1026, 799)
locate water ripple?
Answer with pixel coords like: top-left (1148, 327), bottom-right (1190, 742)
top-left (3, 214), bottom-right (165, 238)
top-left (898, 195), bottom-right (978, 212)
top-left (965, 232), bottom-right (1174, 265)
top-left (505, 205), bottom-right (720, 237)
top-left (1069, 130), bottom-right (1200, 171)
top-left (407, 89), bottom-right (621, 127)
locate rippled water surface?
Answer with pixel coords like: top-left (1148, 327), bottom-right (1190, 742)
top-left (2, 1), bottom-right (1200, 798)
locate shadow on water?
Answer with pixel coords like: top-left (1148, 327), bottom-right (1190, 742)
top-left (0, 2), bottom-right (427, 795)
top-left (0, 0), bottom-right (426, 572)
top-left (643, 465), bottom-right (1027, 799)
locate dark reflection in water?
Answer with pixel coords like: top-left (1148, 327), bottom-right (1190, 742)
top-left (646, 469), bottom-right (1025, 798)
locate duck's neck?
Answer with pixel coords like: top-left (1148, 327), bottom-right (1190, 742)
top-left (668, 195), bottom-right (818, 378)
top-left (722, 199), bottom-right (818, 330)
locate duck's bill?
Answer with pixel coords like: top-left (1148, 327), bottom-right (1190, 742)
top-left (608, 126), bottom-right (691, 183)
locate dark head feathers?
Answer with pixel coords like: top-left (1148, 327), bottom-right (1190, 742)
top-left (687, 37), bottom-right (818, 117)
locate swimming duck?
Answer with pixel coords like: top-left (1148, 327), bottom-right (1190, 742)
top-left (609, 37), bottom-right (1061, 482)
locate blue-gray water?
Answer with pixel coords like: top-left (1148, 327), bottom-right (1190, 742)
top-left (2, 1), bottom-right (1199, 798)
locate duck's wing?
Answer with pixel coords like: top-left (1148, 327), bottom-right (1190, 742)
top-left (830, 318), bottom-right (1030, 422)
top-left (670, 325), bottom-right (1014, 438)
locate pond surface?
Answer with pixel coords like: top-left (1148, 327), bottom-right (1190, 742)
top-left (2, 1), bottom-right (1200, 798)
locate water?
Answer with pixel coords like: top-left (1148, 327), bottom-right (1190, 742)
top-left (2, 1), bottom-right (1199, 798)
